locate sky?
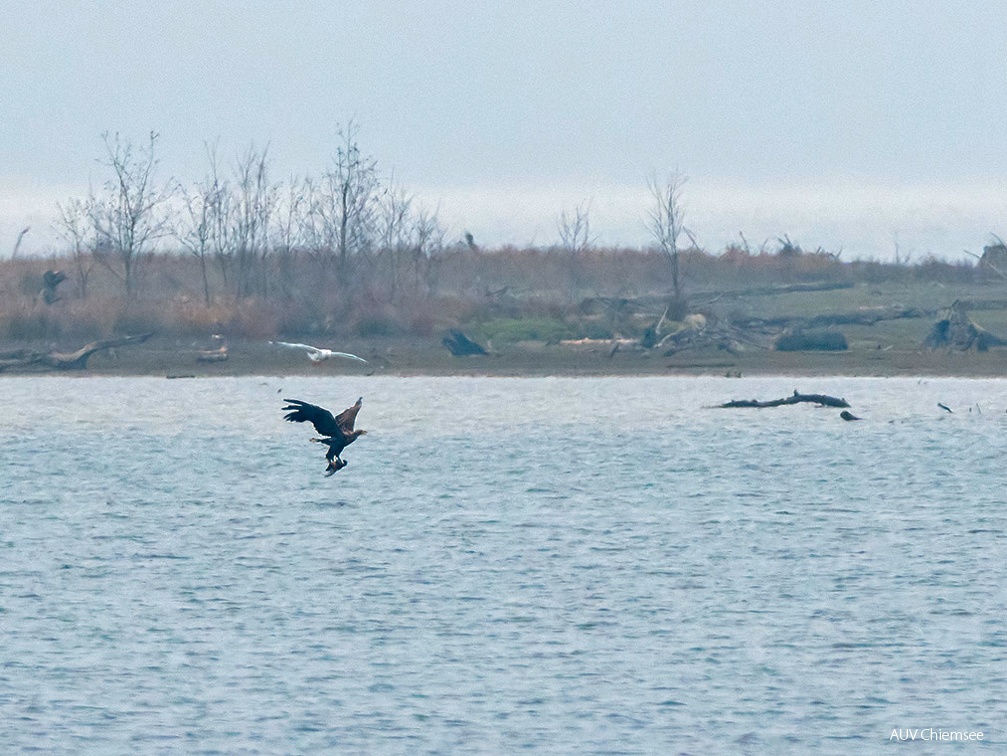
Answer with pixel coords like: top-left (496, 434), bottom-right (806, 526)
top-left (3, 0), bottom-right (1007, 259)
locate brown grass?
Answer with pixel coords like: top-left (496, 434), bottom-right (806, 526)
top-left (0, 244), bottom-right (994, 349)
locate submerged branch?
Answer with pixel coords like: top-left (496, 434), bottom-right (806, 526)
top-left (719, 390), bottom-right (851, 409)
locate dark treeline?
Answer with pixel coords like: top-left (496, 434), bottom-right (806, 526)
top-left (0, 128), bottom-right (999, 343)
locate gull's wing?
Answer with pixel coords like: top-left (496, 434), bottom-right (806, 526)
top-left (271, 341), bottom-right (365, 362)
top-left (333, 397), bottom-right (363, 431)
top-left (272, 340), bottom-right (321, 353)
top-left (281, 399), bottom-right (342, 437)
top-left (329, 351), bottom-right (368, 363)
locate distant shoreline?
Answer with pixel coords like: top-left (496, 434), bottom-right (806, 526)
top-left (3, 336), bottom-right (1007, 379)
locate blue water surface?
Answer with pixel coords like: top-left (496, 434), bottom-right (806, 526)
top-left (1, 375), bottom-right (1005, 754)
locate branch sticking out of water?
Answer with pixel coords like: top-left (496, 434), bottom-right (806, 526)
top-left (719, 390), bottom-right (851, 409)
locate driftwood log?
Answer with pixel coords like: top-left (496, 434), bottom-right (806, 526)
top-left (196, 335), bottom-right (228, 363)
top-left (733, 304), bottom-right (923, 333)
top-left (0, 333), bottom-right (152, 372)
top-left (720, 390), bottom-right (851, 409)
top-left (662, 323), bottom-right (772, 357)
top-left (196, 346), bottom-right (228, 363)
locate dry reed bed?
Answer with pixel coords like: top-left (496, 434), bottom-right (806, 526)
top-left (0, 246), bottom-right (993, 348)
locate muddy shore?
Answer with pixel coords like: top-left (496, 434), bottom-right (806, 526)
top-left (3, 335), bottom-right (1006, 378)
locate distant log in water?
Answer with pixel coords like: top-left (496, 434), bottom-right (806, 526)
top-left (719, 390), bottom-right (851, 409)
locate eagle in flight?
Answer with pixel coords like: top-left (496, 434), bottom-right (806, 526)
top-left (282, 397), bottom-right (367, 476)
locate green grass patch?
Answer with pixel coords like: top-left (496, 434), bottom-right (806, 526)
top-left (775, 330), bottom-right (848, 351)
top-left (475, 317), bottom-right (575, 344)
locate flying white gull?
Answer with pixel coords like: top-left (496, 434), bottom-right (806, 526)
top-left (270, 341), bottom-right (368, 364)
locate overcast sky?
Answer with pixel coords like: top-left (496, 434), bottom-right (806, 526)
top-left (3, 0), bottom-right (1007, 258)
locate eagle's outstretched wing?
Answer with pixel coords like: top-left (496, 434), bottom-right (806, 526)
top-left (333, 397), bottom-right (363, 432)
top-left (282, 399), bottom-right (342, 437)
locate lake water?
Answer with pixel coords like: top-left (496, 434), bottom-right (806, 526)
top-left (1, 374), bottom-right (1005, 754)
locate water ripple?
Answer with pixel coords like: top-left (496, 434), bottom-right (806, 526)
top-left (1, 375), bottom-right (1006, 752)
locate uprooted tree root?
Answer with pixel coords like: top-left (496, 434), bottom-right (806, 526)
top-left (923, 300), bottom-right (1007, 352)
top-left (0, 333), bottom-right (152, 372)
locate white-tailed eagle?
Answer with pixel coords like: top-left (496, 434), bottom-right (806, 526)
top-left (282, 397), bottom-right (367, 475)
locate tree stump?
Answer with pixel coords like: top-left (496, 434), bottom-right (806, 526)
top-left (924, 301), bottom-right (1007, 351)
top-left (41, 270), bottom-right (66, 304)
top-left (442, 329), bottom-right (487, 356)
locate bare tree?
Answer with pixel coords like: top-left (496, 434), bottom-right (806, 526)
top-left (377, 177), bottom-right (414, 300)
top-left (376, 179), bottom-right (447, 301)
top-left (231, 143), bottom-right (277, 298)
top-left (297, 175), bottom-right (325, 266)
top-left (54, 198), bottom-right (96, 299)
top-left (202, 146), bottom-right (234, 293)
top-left (176, 180), bottom-right (216, 306)
top-left (409, 203), bottom-right (446, 297)
top-left (378, 179), bottom-right (412, 247)
top-left (272, 176), bottom-right (310, 299)
top-left (90, 131), bottom-right (173, 295)
top-left (557, 199), bottom-right (595, 297)
top-left (645, 171), bottom-right (693, 304)
top-left (317, 121), bottom-right (381, 288)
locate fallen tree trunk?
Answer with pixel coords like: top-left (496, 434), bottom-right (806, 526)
top-left (678, 280), bottom-right (856, 303)
top-left (0, 333), bottom-right (152, 372)
top-left (720, 390), bottom-right (851, 409)
top-left (734, 305), bottom-right (924, 333)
